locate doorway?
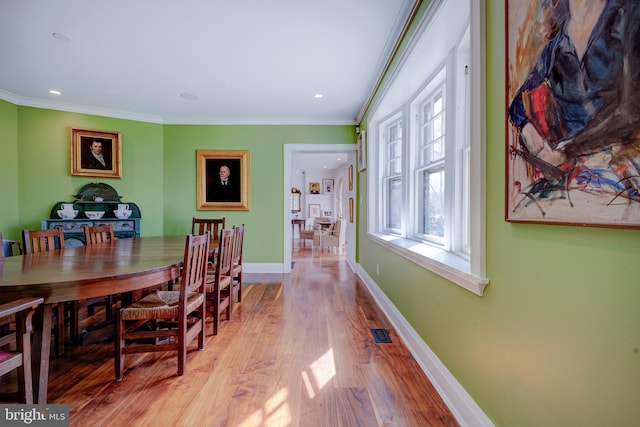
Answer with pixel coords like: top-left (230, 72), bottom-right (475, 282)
top-left (283, 144), bottom-right (357, 272)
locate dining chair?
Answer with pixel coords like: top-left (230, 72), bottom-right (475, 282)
top-left (206, 229), bottom-right (234, 335)
top-left (21, 227), bottom-right (65, 254)
top-left (21, 227), bottom-right (67, 356)
top-left (71, 224), bottom-right (118, 344)
top-left (231, 224), bottom-right (245, 304)
top-left (191, 217), bottom-right (226, 238)
top-left (2, 231), bottom-right (22, 257)
top-left (0, 232), bottom-right (19, 349)
top-left (114, 233), bottom-right (209, 380)
top-left (0, 297), bottom-right (44, 403)
top-left (84, 223), bottom-right (115, 244)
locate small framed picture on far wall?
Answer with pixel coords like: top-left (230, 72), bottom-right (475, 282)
top-left (323, 179), bottom-right (334, 194)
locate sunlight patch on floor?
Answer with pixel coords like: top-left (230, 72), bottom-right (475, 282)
top-left (239, 387), bottom-right (291, 427)
top-left (301, 348), bottom-right (336, 399)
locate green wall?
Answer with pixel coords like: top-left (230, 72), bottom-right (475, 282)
top-left (356, 2), bottom-right (640, 426)
top-left (0, 103), bottom-right (355, 262)
top-left (162, 125), bottom-right (355, 263)
top-left (11, 107), bottom-right (165, 240)
top-left (0, 99), bottom-right (19, 239)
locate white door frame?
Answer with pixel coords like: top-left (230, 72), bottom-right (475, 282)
top-left (283, 144), bottom-right (356, 272)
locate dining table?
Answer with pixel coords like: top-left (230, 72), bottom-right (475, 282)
top-left (0, 235), bottom-right (190, 403)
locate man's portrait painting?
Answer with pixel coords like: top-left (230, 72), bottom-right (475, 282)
top-left (197, 150), bottom-right (250, 211)
top-left (71, 127), bottom-right (122, 178)
top-left (506, 0), bottom-right (640, 229)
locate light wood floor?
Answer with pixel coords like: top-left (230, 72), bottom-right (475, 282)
top-left (5, 240), bottom-right (458, 426)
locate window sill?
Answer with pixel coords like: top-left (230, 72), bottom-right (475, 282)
top-left (367, 233), bottom-right (489, 296)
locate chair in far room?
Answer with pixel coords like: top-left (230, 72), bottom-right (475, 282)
top-left (299, 216), bottom-right (330, 247)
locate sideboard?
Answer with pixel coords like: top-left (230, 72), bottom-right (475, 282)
top-left (41, 218), bottom-right (141, 247)
top-left (43, 182), bottom-right (141, 247)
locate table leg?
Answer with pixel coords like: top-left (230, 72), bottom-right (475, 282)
top-left (31, 303), bottom-right (52, 404)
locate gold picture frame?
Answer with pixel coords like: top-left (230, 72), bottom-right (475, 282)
top-left (70, 127), bottom-right (122, 178)
top-left (309, 182), bottom-right (320, 194)
top-left (196, 150), bottom-right (250, 211)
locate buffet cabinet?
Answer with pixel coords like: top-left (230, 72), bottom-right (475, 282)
top-left (43, 182), bottom-right (141, 247)
top-left (41, 218), bottom-right (141, 247)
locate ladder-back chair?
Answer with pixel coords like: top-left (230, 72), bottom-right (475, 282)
top-left (115, 233), bottom-right (209, 380)
top-left (206, 229), bottom-right (234, 335)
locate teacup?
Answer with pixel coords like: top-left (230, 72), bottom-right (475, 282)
top-left (115, 210), bottom-right (132, 219)
top-left (57, 209), bottom-right (78, 219)
top-left (117, 204), bottom-right (129, 211)
top-left (61, 203), bottom-right (75, 211)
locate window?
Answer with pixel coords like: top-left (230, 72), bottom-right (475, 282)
top-left (416, 84), bottom-right (446, 245)
top-left (366, 0), bottom-right (487, 295)
top-left (382, 116), bottom-right (403, 232)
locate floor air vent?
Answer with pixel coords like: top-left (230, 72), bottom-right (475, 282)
top-left (371, 328), bottom-right (392, 343)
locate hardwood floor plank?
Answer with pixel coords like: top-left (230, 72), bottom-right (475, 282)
top-left (1, 241), bottom-right (458, 426)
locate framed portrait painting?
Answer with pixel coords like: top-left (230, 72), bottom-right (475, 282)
top-left (309, 182), bottom-right (320, 194)
top-left (357, 131), bottom-right (367, 172)
top-left (322, 179), bottom-right (334, 195)
top-left (197, 150), bottom-right (249, 210)
top-left (70, 127), bottom-right (122, 178)
top-left (505, 0), bottom-right (640, 229)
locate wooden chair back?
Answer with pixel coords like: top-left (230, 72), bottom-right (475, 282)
top-left (207, 229), bottom-right (234, 335)
top-left (0, 297), bottom-right (44, 403)
top-left (180, 232), bottom-right (211, 298)
top-left (84, 224), bottom-right (115, 244)
top-left (191, 217), bottom-right (225, 239)
top-left (22, 227), bottom-right (65, 253)
top-left (231, 225), bottom-right (245, 302)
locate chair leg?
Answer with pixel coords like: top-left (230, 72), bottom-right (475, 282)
top-left (115, 311), bottom-right (124, 381)
top-left (16, 310), bottom-right (34, 404)
top-left (177, 316), bottom-right (186, 376)
top-left (54, 303), bottom-right (65, 356)
top-left (197, 306), bottom-right (205, 350)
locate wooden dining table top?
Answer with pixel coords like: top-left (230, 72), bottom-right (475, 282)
top-left (0, 235), bottom-right (189, 305)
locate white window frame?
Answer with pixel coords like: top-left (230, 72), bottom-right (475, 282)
top-left (380, 113), bottom-right (404, 234)
top-left (366, 0), bottom-right (488, 296)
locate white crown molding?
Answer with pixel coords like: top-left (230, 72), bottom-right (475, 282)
top-left (0, 89), bottom-right (357, 126)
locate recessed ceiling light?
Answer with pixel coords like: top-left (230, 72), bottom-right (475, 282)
top-left (52, 32), bottom-right (71, 42)
top-left (314, 93), bottom-right (323, 99)
top-left (180, 93), bottom-right (199, 101)
top-left (49, 90), bottom-right (61, 95)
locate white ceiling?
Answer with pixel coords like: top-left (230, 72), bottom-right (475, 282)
top-left (0, 0), bottom-right (416, 125)
top-left (291, 151), bottom-right (350, 172)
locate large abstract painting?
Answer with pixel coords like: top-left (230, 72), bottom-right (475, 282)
top-left (506, 0), bottom-right (640, 228)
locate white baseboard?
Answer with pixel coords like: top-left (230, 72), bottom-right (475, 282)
top-left (243, 263), bottom-right (285, 274)
top-left (354, 264), bottom-right (494, 427)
